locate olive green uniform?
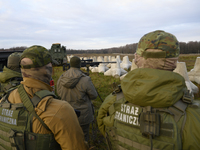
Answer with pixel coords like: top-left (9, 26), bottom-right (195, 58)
top-left (97, 68), bottom-right (200, 150)
top-left (0, 66), bottom-right (22, 98)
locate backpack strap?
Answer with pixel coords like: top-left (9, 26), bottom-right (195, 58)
top-left (0, 86), bottom-right (18, 104)
top-left (18, 84), bottom-right (51, 131)
top-left (31, 90), bottom-right (57, 107)
top-left (116, 92), bottom-right (124, 101)
top-left (168, 100), bottom-right (187, 122)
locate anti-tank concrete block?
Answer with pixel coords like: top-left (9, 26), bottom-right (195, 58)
top-left (120, 56), bottom-right (132, 70)
top-left (188, 57), bottom-right (200, 84)
top-left (174, 61), bottom-right (199, 94)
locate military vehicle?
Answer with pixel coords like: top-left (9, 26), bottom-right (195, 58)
top-left (49, 43), bottom-right (68, 66)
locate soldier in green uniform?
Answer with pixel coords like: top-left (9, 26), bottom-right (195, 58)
top-left (97, 30), bottom-right (200, 150)
top-left (0, 52), bottom-right (23, 99)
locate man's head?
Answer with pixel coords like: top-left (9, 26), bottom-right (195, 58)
top-left (70, 56), bottom-right (81, 68)
top-left (135, 30), bottom-right (180, 71)
top-left (20, 45), bottom-right (53, 84)
top-left (7, 52), bottom-right (22, 73)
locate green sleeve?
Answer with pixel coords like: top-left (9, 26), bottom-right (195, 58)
top-left (97, 93), bottom-right (116, 136)
top-left (182, 101), bottom-right (200, 149)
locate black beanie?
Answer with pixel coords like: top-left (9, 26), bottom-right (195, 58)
top-left (70, 56), bottom-right (81, 68)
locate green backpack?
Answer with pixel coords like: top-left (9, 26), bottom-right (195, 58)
top-left (104, 89), bottom-right (194, 150)
top-left (0, 84), bottom-right (61, 150)
top-left (0, 77), bottom-right (23, 99)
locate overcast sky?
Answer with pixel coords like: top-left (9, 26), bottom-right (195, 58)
top-left (0, 0), bottom-right (200, 50)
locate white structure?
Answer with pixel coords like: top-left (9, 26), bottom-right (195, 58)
top-left (120, 73), bottom-right (127, 80)
top-left (108, 56), bottom-right (111, 62)
top-left (107, 56), bottom-right (117, 68)
top-left (116, 55), bottom-right (122, 63)
top-left (97, 56), bottom-right (104, 62)
top-left (120, 59), bottom-right (138, 80)
top-left (111, 56), bottom-right (116, 61)
top-left (98, 63), bottom-right (109, 73)
top-left (120, 56), bottom-right (132, 70)
top-left (104, 59), bottom-right (127, 78)
top-left (91, 56), bottom-right (97, 62)
top-left (188, 57), bottom-right (200, 84)
top-left (174, 62), bottom-right (199, 94)
top-left (67, 55), bottom-right (74, 62)
top-left (104, 56), bottom-right (109, 62)
top-left (90, 63), bottom-right (109, 73)
top-left (91, 67), bottom-right (99, 73)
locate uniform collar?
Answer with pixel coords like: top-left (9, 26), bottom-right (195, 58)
top-left (21, 77), bottom-right (53, 91)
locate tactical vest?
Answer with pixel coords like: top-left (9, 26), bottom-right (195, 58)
top-left (0, 84), bottom-right (61, 150)
top-left (0, 77), bottom-right (23, 99)
top-left (105, 90), bottom-right (194, 150)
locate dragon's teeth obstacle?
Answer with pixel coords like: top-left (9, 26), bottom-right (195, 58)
top-left (174, 61), bottom-right (199, 94)
top-left (188, 57), bottom-right (200, 84)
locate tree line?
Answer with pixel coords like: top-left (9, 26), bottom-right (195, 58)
top-left (1, 41), bottom-right (200, 54)
top-left (66, 41), bottom-right (200, 54)
top-left (0, 46), bottom-right (27, 52)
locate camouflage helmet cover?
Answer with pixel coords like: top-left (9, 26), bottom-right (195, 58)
top-left (20, 45), bottom-right (52, 69)
top-left (136, 30), bottom-right (180, 58)
top-left (7, 52), bottom-right (22, 68)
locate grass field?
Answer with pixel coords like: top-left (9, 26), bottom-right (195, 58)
top-left (52, 54), bottom-right (200, 150)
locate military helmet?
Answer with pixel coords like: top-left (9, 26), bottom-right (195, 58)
top-left (70, 56), bottom-right (81, 68)
top-left (20, 45), bottom-right (53, 69)
top-left (7, 52), bottom-right (22, 72)
top-left (136, 30), bottom-right (180, 58)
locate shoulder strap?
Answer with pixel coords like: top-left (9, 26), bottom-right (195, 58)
top-left (18, 84), bottom-right (51, 131)
top-left (0, 87), bottom-right (18, 104)
top-left (116, 92), bottom-right (124, 101)
top-left (168, 100), bottom-right (187, 122)
top-left (108, 91), bottom-right (124, 116)
top-left (31, 90), bottom-right (57, 107)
